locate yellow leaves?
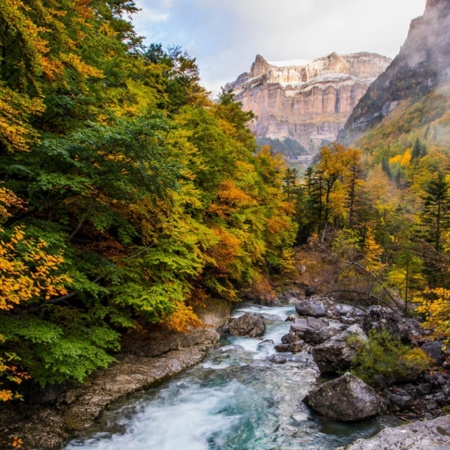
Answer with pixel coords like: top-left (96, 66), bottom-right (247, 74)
top-left (59, 53), bottom-right (104, 80)
top-left (0, 84), bottom-right (45, 152)
top-left (0, 187), bottom-right (26, 221)
top-left (0, 226), bottom-right (71, 310)
top-left (362, 227), bottom-right (385, 274)
top-left (0, 390), bottom-right (13, 402)
top-left (389, 148), bottom-right (412, 167)
top-left (415, 288), bottom-right (450, 342)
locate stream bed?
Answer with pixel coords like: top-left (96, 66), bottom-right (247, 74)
top-left (65, 304), bottom-right (397, 450)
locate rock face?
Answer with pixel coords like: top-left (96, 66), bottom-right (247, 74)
top-left (340, 414), bottom-right (450, 450)
top-left (226, 52), bottom-right (391, 160)
top-left (228, 312), bottom-right (266, 337)
top-left (306, 372), bottom-right (381, 421)
top-left (340, 0), bottom-right (450, 143)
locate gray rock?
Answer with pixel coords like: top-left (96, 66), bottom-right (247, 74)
top-left (422, 342), bottom-right (444, 364)
top-left (285, 314), bottom-right (297, 322)
top-left (327, 303), bottom-right (367, 324)
top-left (269, 354), bottom-right (288, 364)
top-left (229, 313), bottom-right (266, 338)
top-left (291, 316), bottom-right (344, 344)
top-left (295, 299), bottom-right (326, 317)
top-left (312, 324), bottom-right (367, 374)
top-left (306, 373), bottom-right (380, 421)
top-left (339, 414), bottom-right (450, 449)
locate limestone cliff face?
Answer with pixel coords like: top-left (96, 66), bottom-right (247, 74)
top-left (227, 52), bottom-right (391, 154)
top-left (340, 0), bottom-right (450, 143)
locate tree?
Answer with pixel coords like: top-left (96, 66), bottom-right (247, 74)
top-left (420, 172), bottom-right (450, 252)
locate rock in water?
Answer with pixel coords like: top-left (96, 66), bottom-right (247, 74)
top-left (228, 313), bottom-right (266, 338)
top-left (338, 414), bottom-right (450, 449)
top-left (295, 299), bottom-right (326, 317)
top-left (306, 372), bottom-right (380, 421)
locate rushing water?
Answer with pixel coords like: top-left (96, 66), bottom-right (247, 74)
top-left (65, 304), bottom-right (397, 450)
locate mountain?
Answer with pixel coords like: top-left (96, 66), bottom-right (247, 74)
top-left (226, 52), bottom-right (391, 165)
top-left (340, 0), bottom-right (450, 150)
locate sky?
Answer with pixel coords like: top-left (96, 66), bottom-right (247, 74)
top-left (132, 0), bottom-right (427, 94)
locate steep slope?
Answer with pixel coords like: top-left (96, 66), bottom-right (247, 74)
top-left (227, 52), bottom-right (391, 164)
top-left (340, 0), bottom-right (450, 149)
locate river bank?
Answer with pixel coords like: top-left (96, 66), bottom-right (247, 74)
top-left (0, 299), bottom-right (231, 449)
top-left (2, 260), bottom-right (450, 449)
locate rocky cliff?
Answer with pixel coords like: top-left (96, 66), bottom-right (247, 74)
top-left (340, 0), bottom-right (450, 145)
top-left (227, 52), bottom-right (391, 162)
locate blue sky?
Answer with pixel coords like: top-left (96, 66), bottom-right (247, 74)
top-left (132, 0), bottom-right (426, 94)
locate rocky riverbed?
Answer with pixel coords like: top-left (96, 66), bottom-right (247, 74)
top-left (2, 288), bottom-right (450, 449)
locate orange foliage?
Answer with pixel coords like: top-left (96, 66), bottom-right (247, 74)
top-left (208, 227), bottom-right (241, 273)
top-left (164, 304), bottom-right (203, 333)
top-left (266, 216), bottom-right (291, 234)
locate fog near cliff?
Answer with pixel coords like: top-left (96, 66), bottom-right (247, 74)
top-left (134, 0), bottom-right (425, 93)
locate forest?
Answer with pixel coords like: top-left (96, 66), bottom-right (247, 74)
top-left (1, 0), bottom-right (450, 415)
top-left (0, 0), bottom-right (297, 399)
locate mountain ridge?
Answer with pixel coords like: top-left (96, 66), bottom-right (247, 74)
top-left (226, 52), bottom-right (391, 165)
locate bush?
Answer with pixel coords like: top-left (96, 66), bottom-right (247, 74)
top-left (349, 329), bottom-right (431, 385)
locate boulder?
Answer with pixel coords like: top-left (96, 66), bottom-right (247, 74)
top-left (295, 299), bottom-right (326, 317)
top-left (269, 354), bottom-right (288, 364)
top-left (338, 414), bottom-right (450, 449)
top-left (306, 373), bottom-right (381, 422)
top-left (275, 341), bottom-right (305, 353)
top-left (228, 313), bottom-right (266, 338)
top-left (291, 316), bottom-right (345, 345)
top-left (327, 303), bottom-right (367, 324)
top-left (312, 324), bottom-right (367, 374)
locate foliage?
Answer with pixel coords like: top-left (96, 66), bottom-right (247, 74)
top-left (350, 329), bottom-right (431, 385)
top-left (0, 0), bottom-right (297, 397)
top-left (415, 288), bottom-right (450, 344)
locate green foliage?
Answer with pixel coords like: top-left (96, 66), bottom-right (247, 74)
top-left (350, 330), bottom-right (430, 385)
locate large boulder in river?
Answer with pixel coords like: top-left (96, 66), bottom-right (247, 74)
top-left (338, 414), bottom-right (450, 449)
top-left (312, 324), bottom-right (367, 374)
top-left (295, 298), bottom-right (326, 317)
top-left (291, 317), bottom-right (345, 344)
top-left (229, 313), bottom-right (265, 338)
top-left (306, 372), bottom-right (381, 422)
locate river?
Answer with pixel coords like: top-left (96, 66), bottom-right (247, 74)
top-left (65, 303), bottom-right (397, 450)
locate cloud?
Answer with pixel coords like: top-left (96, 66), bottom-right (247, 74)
top-left (133, 0), bottom-right (427, 93)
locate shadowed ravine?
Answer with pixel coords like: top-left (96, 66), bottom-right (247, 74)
top-left (65, 304), bottom-right (397, 450)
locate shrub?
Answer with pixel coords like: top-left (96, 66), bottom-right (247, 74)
top-left (349, 329), bottom-right (431, 385)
